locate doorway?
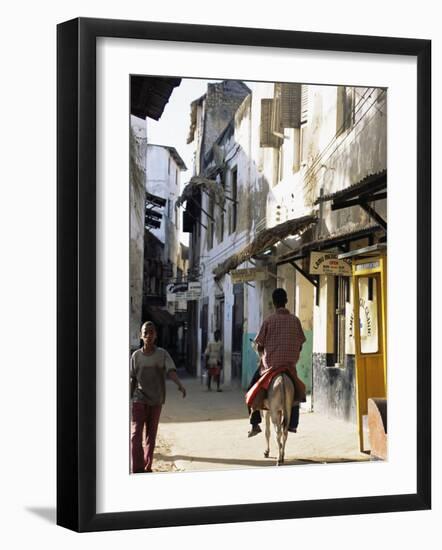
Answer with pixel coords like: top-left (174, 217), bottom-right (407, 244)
top-left (352, 254), bottom-right (387, 451)
top-left (231, 284), bottom-right (244, 382)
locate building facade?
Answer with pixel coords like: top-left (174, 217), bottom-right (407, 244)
top-left (129, 76), bottom-right (181, 350)
top-left (182, 79), bottom-right (387, 426)
top-left (143, 144), bottom-right (188, 364)
top-left (130, 115), bottom-right (148, 350)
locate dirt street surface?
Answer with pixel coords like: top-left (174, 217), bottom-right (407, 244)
top-left (152, 373), bottom-right (370, 473)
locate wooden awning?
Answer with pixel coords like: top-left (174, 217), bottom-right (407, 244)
top-left (315, 170), bottom-right (386, 205)
top-left (213, 214), bottom-right (317, 279)
top-left (176, 176), bottom-right (225, 208)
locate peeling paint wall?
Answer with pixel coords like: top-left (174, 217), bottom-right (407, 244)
top-left (311, 86), bottom-right (387, 237)
top-left (202, 81), bottom-right (250, 161)
top-left (313, 353), bottom-right (356, 422)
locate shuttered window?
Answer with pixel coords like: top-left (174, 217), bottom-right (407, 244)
top-left (271, 84), bottom-right (283, 136)
top-left (281, 82), bottom-right (302, 128)
top-left (272, 83), bottom-right (302, 135)
top-left (301, 84), bottom-right (309, 124)
top-left (336, 86), bottom-right (355, 135)
top-left (229, 168), bottom-right (238, 234)
top-left (260, 99), bottom-right (282, 148)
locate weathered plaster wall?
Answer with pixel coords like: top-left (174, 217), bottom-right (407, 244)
top-left (316, 87), bottom-right (387, 236)
top-left (146, 145), bottom-right (184, 279)
top-left (295, 265), bottom-right (315, 393)
top-left (249, 82), bottom-right (279, 233)
top-left (275, 263), bottom-right (313, 393)
top-left (313, 275), bottom-right (335, 354)
top-left (313, 353), bottom-right (356, 422)
top-left (202, 81), bottom-right (250, 161)
top-left (129, 116), bottom-right (147, 349)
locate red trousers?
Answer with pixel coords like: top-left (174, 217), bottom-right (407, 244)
top-left (131, 402), bottom-right (162, 473)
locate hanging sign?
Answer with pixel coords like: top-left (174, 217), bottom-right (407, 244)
top-left (230, 267), bottom-right (269, 284)
top-left (309, 252), bottom-right (352, 276)
top-left (345, 298), bottom-right (379, 354)
top-left (167, 281), bottom-right (201, 301)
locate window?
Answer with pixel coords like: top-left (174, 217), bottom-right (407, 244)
top-left (207, 192), bottom-right (215, 250)
top-left (229, 168), bottom-right (238, 234)
top-left (260, 99), bottom-right (282, 148)
top-left (219, 177), bottom-right (225, 243)
top-left (300, 84), bottom-right (308, 124)
top-left (231, 284), bottom-right (244, 353)
top-left (336, 86), bottom-right (355, 136)
top-left (272, 82), bottom-right (302, 135)
top-left (333, 276), bottom-right (349, 367)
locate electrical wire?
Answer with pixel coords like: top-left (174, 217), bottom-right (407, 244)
top-left (302, 87), bottom-right (376, 183)
top-left (188, 87), bottom-right (386, 276)
top-left (303, 90), bottom-right (386, 188)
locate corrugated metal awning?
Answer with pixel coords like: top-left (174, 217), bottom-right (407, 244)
top-left (314, 170), bottom-right (387, 204)
top-left (276, 224), bottom-right (383, 266)
top-left (213, 214), bottom-right (317, 279)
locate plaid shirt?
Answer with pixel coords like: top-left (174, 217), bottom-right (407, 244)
top-left (254, 308), bottom-right (306, 373)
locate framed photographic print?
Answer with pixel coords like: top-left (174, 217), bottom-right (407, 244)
top-left (57, 17), bottom-right (431, 532)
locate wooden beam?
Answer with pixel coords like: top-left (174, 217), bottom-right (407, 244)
top-left (331, 191), bottom-right (387, 211)
top-left (188, 196), bottom-right (215, 222)
top-left (360, 203), bottom-right (387, 231)
top-left (289, 261), bottom-right (320, 305)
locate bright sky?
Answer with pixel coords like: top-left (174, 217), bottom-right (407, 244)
top-left (146, 78), bottom-right (220, 182)
top-left (145, 78), bottom-right (220, 247)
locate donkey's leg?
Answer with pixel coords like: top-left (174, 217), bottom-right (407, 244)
top-left (274, 411), bottom-right (283, 465)
top-left (264, 411), bottom-right (270, 458)
top-left (279, 403), bottom-right (289, 464)
top-left (281, 421), bottom-right (289, 463)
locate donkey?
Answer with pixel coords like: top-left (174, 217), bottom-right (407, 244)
top-left (263, 373), bottom-right (295, 466)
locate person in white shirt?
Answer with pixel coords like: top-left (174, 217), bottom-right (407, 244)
top-left (204, 329), bottom-right (223, 392)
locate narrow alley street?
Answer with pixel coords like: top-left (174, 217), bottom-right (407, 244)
top-left (152, 372), bottom-right (369, 474)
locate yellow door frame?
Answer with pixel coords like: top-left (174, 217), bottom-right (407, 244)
top-left (352, 254), bottom-right (387, 451)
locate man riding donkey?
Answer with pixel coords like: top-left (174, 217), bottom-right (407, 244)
top-left (246, 288), bottom-right (306, 437)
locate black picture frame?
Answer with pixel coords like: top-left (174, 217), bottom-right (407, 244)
top-left (57, 17), bottom-right (431, 532)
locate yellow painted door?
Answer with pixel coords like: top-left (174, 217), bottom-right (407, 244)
top-left (353, 259), bottom-right (387, 452)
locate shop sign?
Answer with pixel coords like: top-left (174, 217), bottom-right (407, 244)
top-left (355, 260), bottom-right (380, 272)
top-left (309, 252), bottom-right (352, 276)
top-left (346, 298), bottom-right (379, 354)
top-left (167, 281), bottom-right (201, 301)
top-left (230, 267), bottom-right (269, 284)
